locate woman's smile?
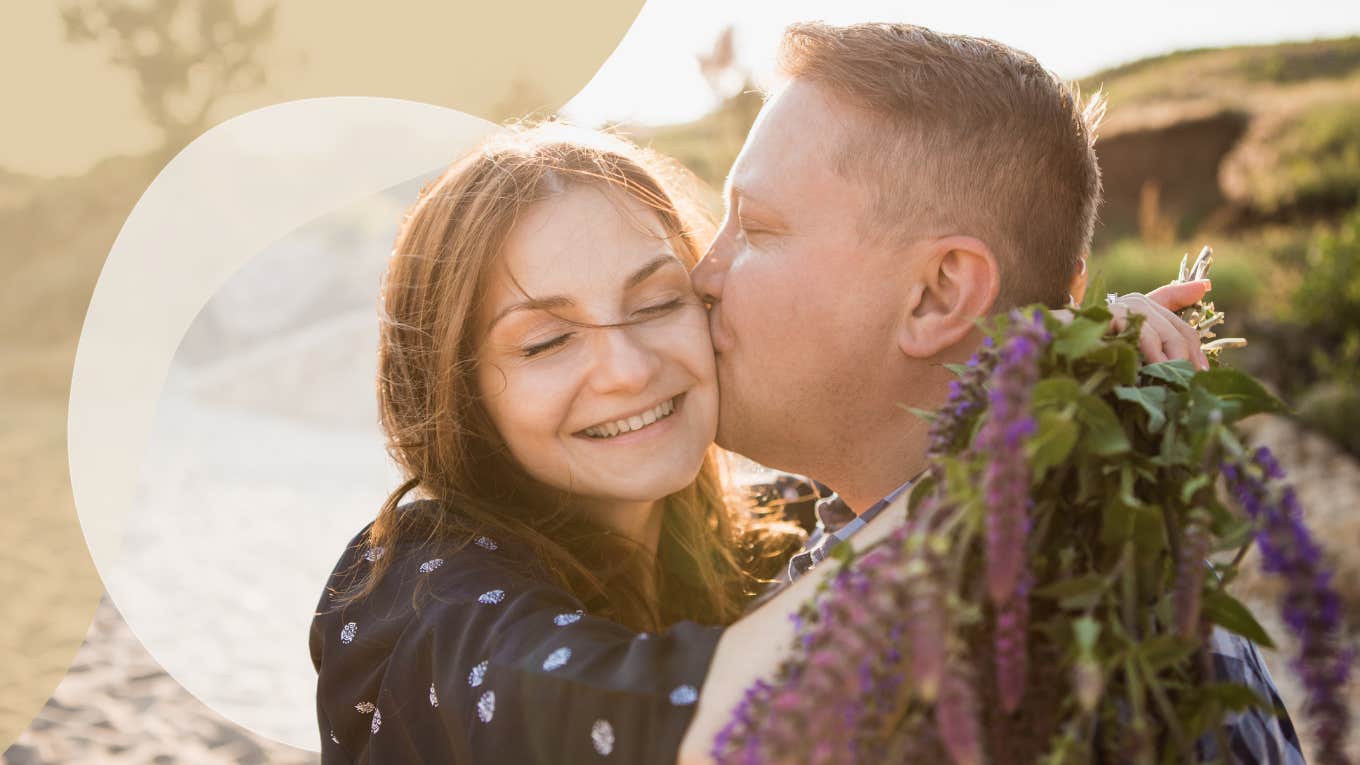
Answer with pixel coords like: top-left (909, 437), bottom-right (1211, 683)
top-left (576, 393), bottom-right (685, 442)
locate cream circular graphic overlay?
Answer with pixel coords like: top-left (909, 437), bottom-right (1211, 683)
top-left (68, 98), bottom-right (495, 750)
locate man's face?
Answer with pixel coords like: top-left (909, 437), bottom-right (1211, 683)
top-left (690, 79), bottom-right (918, 473)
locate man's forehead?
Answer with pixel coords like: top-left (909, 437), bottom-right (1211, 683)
top-left (730, 80), bottom-right (856, 197)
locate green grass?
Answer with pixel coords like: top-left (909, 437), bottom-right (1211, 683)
top-left (1090, 237), bottom-right (1276, 316)
top-left (1080, 37), bottom-right (1360, 109)
top-left (1238, 100), bottom-right (1360, 212)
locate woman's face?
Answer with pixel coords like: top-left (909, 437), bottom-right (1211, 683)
top-left (475, 184), bottom-right (719, 510)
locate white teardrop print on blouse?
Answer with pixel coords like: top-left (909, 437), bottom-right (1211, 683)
top-left (355, 701), bottom-right (376, 714)
top-left (669, 685), bottom-right (698, 706)
top-left (553, 611), bottom-right (583, 627)
top-left (477, 690), bottom-right (496, 723)
top-left (429, 683), bottom-right (439, 707)
top-left (364, 545), bottom-right (385, 562)
top-left (478, 589), bottom-right (505, 604)
top-left (340, 622), bottom-right (358, 644)
top-left (329, 730), bottom-right (340, 745)
top-left (370, 708), bottom-right (382, 735)
top-left (591, 719), bottom-right (615, 756)
top-left (418, 558), bottom-right (443, 573)
top-left (474, 535), bottom-right (498, 551)
top-left (542, 647), bottom-right (572, 671)
top-left (468, 660), bottom-right (488, 688)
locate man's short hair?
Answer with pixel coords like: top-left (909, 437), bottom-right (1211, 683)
top-left (778, 22), bottom-right (1106, 310)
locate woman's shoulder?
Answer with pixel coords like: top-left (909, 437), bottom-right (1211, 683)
top-left (315, 499), bottom-right (545, 616)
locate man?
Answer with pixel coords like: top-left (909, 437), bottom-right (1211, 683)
top-left (679, 21), bottom-right (1300, 764)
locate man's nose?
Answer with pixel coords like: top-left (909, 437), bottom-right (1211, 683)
top-left (586, 326), bottom-right (661, 395)
top-left (690, 237), bottom-right (728, 306)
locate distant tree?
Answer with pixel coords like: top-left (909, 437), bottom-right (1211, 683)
top-left (59, 0), bottom-right (276, 149)
top-left (697, 25), bottom-right (746, 102)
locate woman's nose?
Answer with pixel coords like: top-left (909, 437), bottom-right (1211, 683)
top-left (586, 326), bottom-right (661, 395)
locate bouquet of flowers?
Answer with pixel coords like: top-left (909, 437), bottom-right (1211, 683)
top-left (715, 249), bottom-right (1353, 764)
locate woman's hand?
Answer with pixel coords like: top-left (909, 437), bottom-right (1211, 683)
top-left (1051, 279), bottom-right (1213, 371)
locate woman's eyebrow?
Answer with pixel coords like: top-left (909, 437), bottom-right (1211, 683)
top-left (487, 254), bottom-right (683, 332)
top-left (625, 254), bottom-right (685, 289)
top-left (486, 295), bottom-right (574, 332)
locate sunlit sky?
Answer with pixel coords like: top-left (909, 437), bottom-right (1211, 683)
top-left (562, 0), bottom-right (1360, 127)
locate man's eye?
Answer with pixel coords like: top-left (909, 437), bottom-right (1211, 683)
top-left (521, 333), bottom-right (572, 358)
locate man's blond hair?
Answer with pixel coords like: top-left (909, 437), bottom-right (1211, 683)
top-left (778, 22), bottom-right (1107, 310)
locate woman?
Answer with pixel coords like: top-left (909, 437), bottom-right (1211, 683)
top-left (309, 123), bottom-right (807, 764)
top-left (308, 122), bottom-right (1202, 764)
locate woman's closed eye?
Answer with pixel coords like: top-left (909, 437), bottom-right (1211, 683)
top-left (633, 297), bottom-right (683, 317)
top-left (521, 333), bottom-right (573, 358)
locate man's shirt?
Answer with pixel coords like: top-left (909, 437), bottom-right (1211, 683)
top-left (763, 476), bottom-right (1306, 765)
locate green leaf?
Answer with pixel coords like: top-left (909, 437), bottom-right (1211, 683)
top-left (1138, 635), bottom-right (1198, 672)
top-left (1203, 590), bottom-right (1277, 650)
top-left (943, 363), bottom-right (973, 378)
top-left (1179, 475), bottom-right (1212, 505)
top-left (1053, 317), bottom-right (1110, 359)
top-left (1185, 383), bottom-right (1238, 430)
top-left (1031, 377), bottom-right (1082, 411)
top-left (1140, 360), bottom-right (1197, 389)
top-left (1073, 616), bottom-right (1102, 654)
top-left (1101, 500), bottom-right (1135, 545)
top-left (1076, 394), bottom-right (1131, 456)
top-left (1036, 574), bottom-right (1108, 603)
top-left (1027, 411), bottom-right (1079, 478)
top-left (1114, 385), bottom-right (1169, 433)
top-left (1080, 272), bottom-right (1109, 311)
top-left (1083, 342), bottom-right (1140, 386)
top-left (1192, 367), bottom-right (1289, 419)
top-left (1211, 517), bottom-right (1257, 553)
top-left (829, 539), bottom-right (858, 565)
top-left (1199, 682), bottom-right (1270, 712)
top-left (1156, 403), bottom-right (1192, 466)
top-left (1131, 506), bottom-right (1167, 554)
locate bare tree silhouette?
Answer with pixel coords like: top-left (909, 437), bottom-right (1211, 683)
top-left (697, 25), bottom-right (736, 97)
top-left (59, 0), bottom-right (277, 150)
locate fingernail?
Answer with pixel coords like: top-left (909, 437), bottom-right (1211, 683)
top-left (1198, 279), bottom-right (1212, 290)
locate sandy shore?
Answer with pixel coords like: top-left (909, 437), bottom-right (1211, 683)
top-left (3, 592), bottom-right (319, 765)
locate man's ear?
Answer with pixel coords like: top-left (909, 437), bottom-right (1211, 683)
top-left (1069, 253), bottom-right (1089, 306)
top-left (896, 235), bottom-right (1000, 359)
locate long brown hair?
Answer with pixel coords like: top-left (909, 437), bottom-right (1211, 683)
top-left (332, 123), bottom-right (803, 632)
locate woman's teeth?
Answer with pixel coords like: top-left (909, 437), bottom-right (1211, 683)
top-left (583, 398), bottom-right (676, 439)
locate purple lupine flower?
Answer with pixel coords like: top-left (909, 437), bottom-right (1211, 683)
top-left (979, 310), bottom-right (1048, 606)
top-left (927, 345), bottom-right (998, 460)
top-left (936, 667), bottom-right (984, 765)
top-left (713, 516), bottom-right (927, 764)
top-left (994, 574), bottom-right (1031, 713)
top-left (908, 573), bottom-right (947, 702)
top-left (1223, 446), bottom-right (1353, 763)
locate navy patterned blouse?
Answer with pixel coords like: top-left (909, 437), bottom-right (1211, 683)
top-left (309, 502), bottom-right (722, 764)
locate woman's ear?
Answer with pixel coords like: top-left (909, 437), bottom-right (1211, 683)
top-left (896, 235), bottom-right (1000, 359)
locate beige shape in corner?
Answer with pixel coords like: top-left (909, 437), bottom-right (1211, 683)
top-left (3, 0), bottom-right (643, 176)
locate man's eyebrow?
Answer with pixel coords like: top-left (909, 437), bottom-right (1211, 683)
top-left (486, 254), bottom-right (682, 332)
top-left (730, 184), bottom-right (781, 223)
